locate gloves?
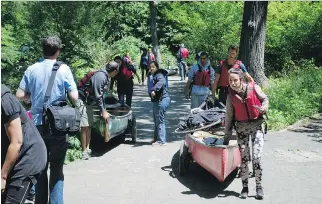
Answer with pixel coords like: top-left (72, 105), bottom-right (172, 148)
top-left (223, 136), bottom-right (230, 145)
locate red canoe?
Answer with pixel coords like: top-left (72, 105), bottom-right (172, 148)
top-left (179, 131), bottom-right (241, 182)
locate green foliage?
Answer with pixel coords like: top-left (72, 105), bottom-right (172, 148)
top-left (162, 2), bottom-right (243, 63)
top-left (159, 45), bottom-right (177, 69)
top-left (111, 36), bottom-right (148, 65)
top-left (266, 60), bottom-right (322, 130)
top-left (1, 1), bottom-right (322, 163)
top-left (265, 2), bottom-right (322, 73)
top-left (64, 135), bottom-right (83, 164)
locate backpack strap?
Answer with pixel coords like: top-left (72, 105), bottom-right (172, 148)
top-left (44, 61), bottom-right (64, 108)
top-left (197, 64), bottom-right (202, 72)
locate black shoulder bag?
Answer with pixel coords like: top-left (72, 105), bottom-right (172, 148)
top-left (42, 62), bottom-right (81, 136)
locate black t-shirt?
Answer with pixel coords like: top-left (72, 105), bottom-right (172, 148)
top-left (1, 84), bottom-right (47, 186)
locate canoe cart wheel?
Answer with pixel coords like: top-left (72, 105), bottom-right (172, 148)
top-left (179, 140), bottom-right (190, 176)
top-left (130, 115), bottom-right (137, 143)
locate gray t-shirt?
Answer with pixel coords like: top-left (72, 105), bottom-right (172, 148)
top-left (1, 84), bottom-right (47, 187)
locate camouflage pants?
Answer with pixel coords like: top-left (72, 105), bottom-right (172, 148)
top-left (236, 124), bottom-right (264, 188)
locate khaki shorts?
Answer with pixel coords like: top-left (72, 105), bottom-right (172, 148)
top-left (75, 99), bottom-right (93, 127)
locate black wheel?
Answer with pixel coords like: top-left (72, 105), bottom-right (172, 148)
top-left (131, 116), bottom-right (137, 143)
top-left (120, 133), bottom-right (126, 143)
top-left (179, 140), bottom-right (189, 176)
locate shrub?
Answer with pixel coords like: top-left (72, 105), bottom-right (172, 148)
top-left (266, 60), bottom-right (322, 130)
top-left (64, 135), bottom-right (83, 164)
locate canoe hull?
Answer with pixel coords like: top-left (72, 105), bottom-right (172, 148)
top-left (185, 134), bottom-right (241, 182)
top-left (92, 96), bottom-right (133, 142)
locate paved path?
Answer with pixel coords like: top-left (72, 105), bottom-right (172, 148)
top-left (63, 76), bottom-right (322, 204)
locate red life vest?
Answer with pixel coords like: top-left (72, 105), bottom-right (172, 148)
top-left (228, 82), bottom-right (262, 122)
top-left (121, 64), bottom-right (133, 81)
top-left (194, 64), bottom-right (211, 87)
top-left (180, 48), bottom-right (189, 58)
top-left (218, 60), bottom-right (242, 87)
top-left (149, 53), bottom-right (155, 62)
top-left (78, 71), bottom-right (96, 88)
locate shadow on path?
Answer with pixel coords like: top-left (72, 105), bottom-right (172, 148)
top-left (288, 114), bottom-right (322, 143)
top-left (160, 150), bottom-right (239, 199)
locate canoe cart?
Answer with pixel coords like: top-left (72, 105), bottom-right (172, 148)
top-left (174, 99), bottom-right (240, 182)
top-left (92, 96), bottom-right (137, 143)
top-left (165, 68), bottom-right (178, 76)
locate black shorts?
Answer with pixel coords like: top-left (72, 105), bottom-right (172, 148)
top-left (2, 178), bottom-right (33, 204)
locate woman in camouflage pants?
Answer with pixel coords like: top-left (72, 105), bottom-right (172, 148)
top-left (223, 68), bottom-right (268, 200)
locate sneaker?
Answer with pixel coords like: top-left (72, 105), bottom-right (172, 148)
top-left (240, 187), bottom-right (248, 199)
top-left (82, 151), bottom-right (90, 160)
top-left (150, 139), bottom-right (157, 144)
top-left (87, 148), bottom-right (92, 156)
top-left (152, 141), bottom-right (160, 146)
top-left (256, 187), bottom-right (264, 200)
top-left (159, 142), bottom-right (167, 146)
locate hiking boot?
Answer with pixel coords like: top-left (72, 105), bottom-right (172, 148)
top-left (240, 187), bottom-right (248, 199)
top-left (82, 151), bottom-right (90, 160)
top-left (256, 187), bottom-right (264, 200)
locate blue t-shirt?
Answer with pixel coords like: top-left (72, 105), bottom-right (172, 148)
top-left (19, 59), bottom-right (77, 125)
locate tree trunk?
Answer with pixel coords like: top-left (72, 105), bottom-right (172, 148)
top-left (149, 1), bottom-right (161, 63)
top-left (239, 1), bottom-right (268, 87)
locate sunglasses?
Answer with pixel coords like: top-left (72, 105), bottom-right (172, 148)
top-left (200, 57), bottom-right (208, 60)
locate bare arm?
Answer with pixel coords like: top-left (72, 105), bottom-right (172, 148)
top-left (16, 88), bottom-right (30, 102)
top-left (254, 84), bottom-right (269, 112)
top-left (185, 80), bottom-right (191, 99)
top-left (68, 90), bottom-right (78, 105)
top-left (210, 83), bottom-right (216, 98)
top-left (2, 118), bottom-right (23, 179)
top-left (245, 72), bottom-right (254, 82)
top-left (224, 94), bottom-right (234, 139)
top-left (213, 73), bottom-right (221, 95)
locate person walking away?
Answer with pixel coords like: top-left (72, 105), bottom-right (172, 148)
top-left (213, 45), bottom-right (254, 105)
top-left (76, 61), bottom-right (119, 160)
top-left (149, 61), bottom-right (171, 146)
top-left (223, 68), bottom-right (268, 200)
top-left (177, 44), bottom-right (189, 81)
top-left (148, 48), bottom-right (155, 62)
top-left (139, 48), bottom-right (150, 85)
top-left (185, 52), bottom-right (216, 109)
top-left (111, 56), bottom-right (141, 107)
top-left (1, 84), bottom-right (47, 204)
top-left (16, 36), bottom-right (79, 204)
